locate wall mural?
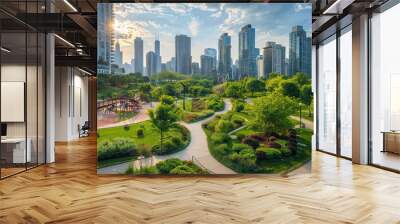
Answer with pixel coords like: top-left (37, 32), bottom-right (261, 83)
top-left (97, 3), bottom-right (313, 175)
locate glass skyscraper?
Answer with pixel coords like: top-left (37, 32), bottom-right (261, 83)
top-left (97, 4), bottom-right (113, 74)
top-left (289, 25), bottom-right (311, 76)
top-left (238, 24), bottom-right (257, 78)
top-left (175, 34), bottom-right (192, 75)
top-left (134, 37), bottom-right (144, 75)
top-left (218, 33), bottom-right (232, 80)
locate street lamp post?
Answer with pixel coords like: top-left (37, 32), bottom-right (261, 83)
top-left (180, 82), bottom-right (187, 111)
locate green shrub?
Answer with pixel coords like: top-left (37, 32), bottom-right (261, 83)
top-left (215, 119), bottom-right (234, 133)
top-left (171, 136), bottom-right (183, 147)
top-left (232, 118), bottom-right (244, 127)
top-left (229, 148), bottom-right (256, 169)
top-left (242, 137), bottom-right (260, 149)
top-left (207, 96), bottom-right (224, 111)
top-left (279, 147), bottom-right (291, 157)
top-left (170, 165), bottom-right (197, 174)
top-left (137, 128), bottom-right (144, 138)
top-left (98, 138), bottom-right (136, 161)
top-left (256, 147), bottom-right (282, 160)
top-left (123, 125), bottom-right (130, 131)
top-left (211, 133), bottom-right (230, 144)
top-left (156, 158), bottom-right (183, 174)
top-left (215, 144), bottom-right (230, 154)
top-left (232, 143), bottom-right (252, 152)
top-left (233, 100), bottom-right (245, 112)
top-left (236, 133), bottom-right (246, 141)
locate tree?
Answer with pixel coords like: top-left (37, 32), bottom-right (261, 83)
top-left (225, 82), bottom-right (243, 99)
top-left (265, 75), bottom-right (285, 92)
top-left (279, 80), bottom-right (300, 98)
top-left (149, 104), bottom-right (178, 151)
top-left (159, 95), bottom-right (175, 106)
top-left (290, 72), bottom-right (310, 86)
top-left (245, 78), bottom-right (265, 96)
top-left (162, 83), bottom-right (178, 97)
top-left (252, 92), bottom-right (296, 135)
top-left (300, 84), bottom-right (313, 116)
top-left (137, 83), bottom-right (152, 102)
top-left (151, 87), bottom-right (163, 101)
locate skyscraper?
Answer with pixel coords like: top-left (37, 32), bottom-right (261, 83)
top-left (201, 55), bottom-right (214, 76)
top-left (114, 40), bottom-right (123, 67)
top-left (191, 62), bottom-right (200, 75)
top-left (97, 3), bottom-right (113, 74)
top-left (175, 35), bottom-right (191, 75)
top-left (204, 48), bottom-right (217, 71)
top-left (263, 41), bottom-right (286, 78)
top-left (218, 33), bottom-right (232, 81)
top-left (305, 36), bottom-right (312, 76)
top-left (238, 24), bottom-right (257, 78)
top-left (155, 39), bottom-right (161, 74)
top-left (134, 37), bottom-right (144, 75)
top-left (256, 55), bottom-right (264, 79)
top-left (146, 51), bottom-right (157, 76)
top-left (288, 25), bottom-right (310, 76)
top-left (166, 57), bottom-right (176, 72)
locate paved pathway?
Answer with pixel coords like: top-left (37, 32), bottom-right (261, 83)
top-left (98, 100), bottom-right (236, 174)
top-left (290, 116), bottom-right (314, 130)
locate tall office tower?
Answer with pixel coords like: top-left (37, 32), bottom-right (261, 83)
top-left (256, 55), bottom-right (264, 79)
top-left (97, 3), bottom-right (113, 74)
top-left (218, 33), bottom-right (232, 81)
top-left (114, 40), bottom-right (123, 67)
top-left (175, 35), bottom-right (192, 75)
top-left (146, 51), bottom-right (157, 76)
top-left (204, 48), bottom-right (217, 71)
top-left (131, 58), bottom-right (135, 73)
top-left (238, 24), bottom-right (257, 78)
top-left (284, 58), bottom-right (289, 76)
top-left (155, 39), bottom-right (162, 74)
top-left (288, 25), bottom-right (308, 76)
top-left (166, 57), bottom-right (176, 72)
top-left (201, 55), bottom-right (215, 75)
top-left (305, 36), bottom-right (312, 77)
top-left (134, 37), bottom-right (144, 75)
top-left (263, 41), bottom-right (286, 78)
top-left (161, 63), bottom-right (167, 72)
top-left (231, 64), bottom-right (239, 80)
top-left (191, 62), bottom-right (200, 75)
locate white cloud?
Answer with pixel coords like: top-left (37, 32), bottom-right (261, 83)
top-left (189, 18), bottom-right (199, 37)
top-left (294, 3), bottom-right (312, 13)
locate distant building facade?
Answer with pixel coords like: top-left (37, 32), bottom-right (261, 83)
top-left (146, 51), bottom-right (157, 76)
top-left (97, 3), bottom-right (113, 74)
top-left (134, 37), bottom-right (144, 75)
top-left (238, 24), bottom-right (257, 78)
top-left (218, 33), bottom-right (232, 81)
top-left (175, 35), bottom-right (192, 75)
top-left (263, 41), bottom-right (286, 78)
top-left (289, 25), bottom-right (310, 76)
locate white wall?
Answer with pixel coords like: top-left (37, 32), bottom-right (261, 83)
top-left (55, 67), bottom-right (89, 141)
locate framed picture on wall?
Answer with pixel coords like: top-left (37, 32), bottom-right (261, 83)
top-left (96, 3), bottom-right (313, 175)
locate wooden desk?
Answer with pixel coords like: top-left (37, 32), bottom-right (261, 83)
top-left (381, 131), bottom-right (400, 154)
top-left (1, 138), bottom-right (31, 164)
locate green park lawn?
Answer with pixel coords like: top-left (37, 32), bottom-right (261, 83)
top-left (97, 120), bottom-right (189, 168)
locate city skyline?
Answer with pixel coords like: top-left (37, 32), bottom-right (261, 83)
top-left (112, 3), bottom-right (311, 64)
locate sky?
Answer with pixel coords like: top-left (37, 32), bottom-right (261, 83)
top-left (111, 3), bottom-right (312, 64)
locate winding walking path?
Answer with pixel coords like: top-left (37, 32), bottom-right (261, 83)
top-left (98, 100), bottom-right (236, 174)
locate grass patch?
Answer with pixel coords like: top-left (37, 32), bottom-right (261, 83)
top-left (97, 120), bottom-right (190, 167)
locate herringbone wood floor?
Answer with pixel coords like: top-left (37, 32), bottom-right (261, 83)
top-left (1, 136), bottom-right (400, 224)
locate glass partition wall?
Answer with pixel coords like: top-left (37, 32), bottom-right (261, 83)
top-left (370, 3), bottom-right (400, 171)
top-left (0, 3), bottom-right (46, 179)
top-left (316, 25), bottom-right (352, 159)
